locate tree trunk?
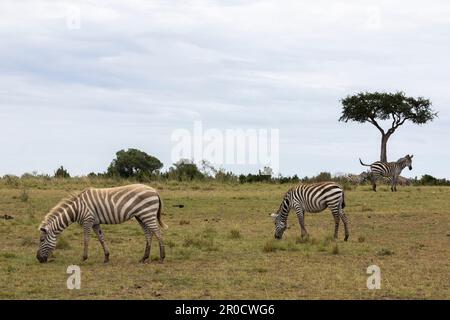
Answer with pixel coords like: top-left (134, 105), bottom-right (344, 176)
top-left (380, 134), bottom-right (389, 162)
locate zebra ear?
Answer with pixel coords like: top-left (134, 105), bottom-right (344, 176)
top-left (410, 154), bottom-right (413, 158)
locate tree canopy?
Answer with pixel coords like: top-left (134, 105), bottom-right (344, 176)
top-left (107, 148), bottom-right (163, 178)
top-left (339, 91), bottom-right (437, 161)
top-left (340, 91), bottom-right (436, 129)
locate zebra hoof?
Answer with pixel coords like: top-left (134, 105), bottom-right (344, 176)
top-left (82, 255), bottom-right (88, 261)
top-left (139, 257), bottom-right (150, 264)
top-left (103, 258), bottom-right (109, 263)
top-left (344, 236), bottom-right (349, 242)
top-left (158, 259), bottom-right (165, 264)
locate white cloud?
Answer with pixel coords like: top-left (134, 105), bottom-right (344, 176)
top-left (0, 0), bottom-right (449, 177)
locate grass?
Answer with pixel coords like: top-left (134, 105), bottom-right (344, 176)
top-left (377, 248), bottom-right (394, 256)
top-left (55, 237), bottom-right (71, 250)
top-left (20, 236), bottom-right (36, 247)
top-left (229, 229), bottom-right (241, 239)
top-left (330, 243), bottom-right (339, 255)
top-left (0, 180), bottom-right (449, 299)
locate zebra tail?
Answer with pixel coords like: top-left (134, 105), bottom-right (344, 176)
top-left (157, 196), bottom-right (168, 230)
top-left (359, 158), bottom-right (371, 167)
top-left (341, 191), bottom-right (346, 209)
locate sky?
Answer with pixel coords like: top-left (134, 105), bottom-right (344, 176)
top-left (0, 0), bottom-right (449, 178)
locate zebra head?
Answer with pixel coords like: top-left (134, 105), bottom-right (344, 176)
top-left (271, 213), bottom-right (287, 240)
top-left (406, 154), bottom-right (413, 170)
top-left (271, 193), bottom-right (291, 239)
top-left (36, 225), bottom-right (57, 263)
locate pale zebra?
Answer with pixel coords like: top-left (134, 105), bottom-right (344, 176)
top-left (359, 154), bottom-right (413, 192)
top-left (37, 184), bottom-right (167, 263)
top-left (379, 175), bottom-right (412, 187)
top-left (270, 182), bottom-right (349, 241)
top-left (344, 172), bottom-right (370, 185)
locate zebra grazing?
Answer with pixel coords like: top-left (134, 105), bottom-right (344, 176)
top-left (345, 172), bottom-right (370, 185)
top-left (359, 154), bottom-right (413, 192)
top-left (270, 182), bottom-right (349, 241)
top-left (37, 184), bottom-right (167, 264)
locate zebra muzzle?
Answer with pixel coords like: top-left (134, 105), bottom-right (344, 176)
top-left (36, 254), bottom-right (48, 263)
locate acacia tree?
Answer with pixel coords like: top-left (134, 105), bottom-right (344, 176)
top-left (339, 91), bottom-right (437, 162)
top-left (107, 148), bottom-right (163, 178)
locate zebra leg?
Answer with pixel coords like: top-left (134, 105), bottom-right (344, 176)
top-left (371, 174), bottom-right (377, 192)
top-left (93, 224), bottom-right (110, 263)
top-left (339, 210), bottom-right (349, 241)
top-left (331, 209), bottom-right (340, 241)
top-left (141, 231), bottom-right (154, 264)
top-left (151, 227), bottom-right (165, 263)
top-left (136, 217), bottom-right (153, 263)
top-left (82, 221), bottom-right (93, 261)
top-left (294, 207), bottom-right (308, 238)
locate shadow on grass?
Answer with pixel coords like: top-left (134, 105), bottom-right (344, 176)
top-left (263, 235), bottom-right (342, 255)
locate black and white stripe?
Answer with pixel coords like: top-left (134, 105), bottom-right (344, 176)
top-left (37, 184), bottom-right (167, 263)
top-left (271, 182), bottom-right (349, 241)
top-left (359, 154), bottom-right (413, 192)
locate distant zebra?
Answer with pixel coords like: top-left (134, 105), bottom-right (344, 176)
top-left (344, 174), bottom-right (362, 185)
top-left (379, 175), bottom-right (412, 187)
top-left (37, 184), bottom-right (167, 264)
top-left (396, 176), bottom-right (412, 186)
top-left (270, 182), bottom-right (349, 241)
top-left (359, 154), bottom-right (413, 192)
top-left (345, 172), bottom-right (370, 185)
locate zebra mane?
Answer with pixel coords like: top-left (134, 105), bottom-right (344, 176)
top-left (38, 192), bottom-right (80, 230)
top-left (276, 189), bottom-right (293, 216)
top-left (396, 156), bottom-right (409, 165)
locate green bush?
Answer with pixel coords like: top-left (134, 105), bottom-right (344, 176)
top-left (54, 166), bottom-right (70, 178)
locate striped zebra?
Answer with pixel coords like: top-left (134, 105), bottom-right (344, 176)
top-left (37, 184), bottom-right (167, 264)
top-left (359, 154), bottom-right (413, 192)
top-left (270, 182), bottom-right (349, 241)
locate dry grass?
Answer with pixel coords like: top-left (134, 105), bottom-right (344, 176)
top-left (0, 180), bottom-right (449, 299)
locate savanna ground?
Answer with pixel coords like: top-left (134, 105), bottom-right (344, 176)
top-left (0, 178), bottom-right (449, 299)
